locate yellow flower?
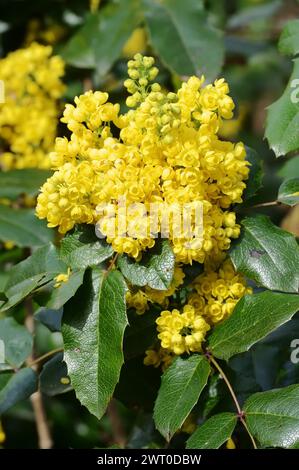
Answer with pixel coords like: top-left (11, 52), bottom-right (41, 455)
top-left (0, 421), bottom-right (5, 444)
top-left (226, 437), bottom-right (236, 449)
top-left (54, 267), bottom-right (71, 288)
top-left (122, 28), bottom-right (147, 57)
top-left (0, 43), bottom-right (65, 170)
top-left (156, 305), bottom-right (210, 355)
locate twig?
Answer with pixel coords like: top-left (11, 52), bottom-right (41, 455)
top-left (108, 253), bottom-right (119, 273)
top-left (251, 200), bottom-right (280, 209)
top-left (83, 77), bottom-right (93, 92)
top-left (208, 355), bottom-right (242, 415)
top-left (106, 399), bottom-right (126, 448)
top-left (25, 298), bottom-right (53, 449)
top-left (27, 347), bottom-right (64, 368)
top-left (207, 353), bottom-right (258, 449)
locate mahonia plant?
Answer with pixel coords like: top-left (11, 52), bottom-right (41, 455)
top-left (1, 45), bottom-right (299, 451)
top-left (36, 54), bottom-right (252, 361)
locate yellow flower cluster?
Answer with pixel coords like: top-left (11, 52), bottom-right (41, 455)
top-left (144, 346), bottom-right (174, 371)
top-left (0, 43), bottom-right (65, 170)
top-left (25, 19), bottom-right (66, 46)
top-left (145, 259), bottom-right (251, 358)
top-left (37, 54), bottom-right (249, 265)
top-left (156, 304), bottom-right (211, 355)
top-left (189, 258), bottom-right (252, 325)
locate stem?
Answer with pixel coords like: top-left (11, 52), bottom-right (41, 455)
top-left (240, 416), bottom-right (258, 450)
top-left (108, 253), bottom-right (119, 273)
top-left (208, 354), bottom-right (257, 449)
top-left (25, 298), bottom-right (53, 449)
top-left (28, 348), bottom-right (64, 368)
top-left (251, 200), bottom-right (280, 209)
top-left (107, 399), bottom-right (126, 448)
top-left (83, 77), bottom-right (93, 92)
top-left (208, 355), bottom-right (242, 415)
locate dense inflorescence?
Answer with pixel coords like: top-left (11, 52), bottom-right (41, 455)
top-left (0, 43), bottom-right (65, 170)
top-left (144, 259), bottom-right (252, 362)
top-left (36, 54), bottom-right (252, 361)
top-left (37, 54), bottom-right (249, 262)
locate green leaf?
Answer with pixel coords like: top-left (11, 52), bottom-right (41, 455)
top-left (61, 13), bottom-right (97, 69)
top-left (186, 412), bottom-right (237, 449)
top-left (40, 353), bottom-right (72, 396)
top-left (244, 384), bottom-right (299, 448)
top-left (278, 178), bottom-right (299, 206)
top-left (0, 206), bottom-right (54, 247)
top-left (208, 291), bottom-right (299, 361)
top-left (118, 239), bottom-right (175, 290)
top-left (278, 155), bottom-right (299, 179)
top-left (143, 0), bottom-right (224, 82)
top-left (230, 215), bottom-right (299, 293)
top-left (0, 318), bottom-right (33, 369)
top-left (242, 147), bottom-right (263, 202)
top-left (279, 19), bottom-right (299, 56)
top-left (62, 1), bottom-right (141, 75)
top-left (1, 244), bottom-right (66, 312)
top-left (46, 270), bottom-right (85, 310)
top-left (60, 224), bottom-right (113, 270)
top-left (265, 58), bottom-right (299, 157)
top-left (0, 368), bottom-right (37, 414)
top-left (35, 307), bottom-right (63, 332)
top-left (62, 268), bottom-right (128, 419)
top-left (228, 0), bottom-right (282, 29)
top-left (153, 355), bottom-right (210, 440)
top-left (0, 169), bottom-right (52, 199)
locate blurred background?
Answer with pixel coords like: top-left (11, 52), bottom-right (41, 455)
top-left (0, 0), bottom-right (299, 448)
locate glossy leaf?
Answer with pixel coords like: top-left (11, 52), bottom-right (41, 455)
top-left (143, 0), bottom-right (224, 82)
top-left (0, 169), bottom-right (52, 199)
top-left (187, 412), bottom-right (237, 449)
top-left (62, 269), bottom-right (127, 419)
top-left (279, 19), bottom-right (299, 56)
top-left (1, 244), bottom-right (66, 312)
top-left (230, 215), bottom-right (299, 293)
top-left (278, 156), bottom-right (299, 179)
top-left (35, 307), bottom-right (63, 332)
top-left (244, 384), bottom-right (299, 448)
top-left (265, 58), bottom-right (299, 157)
top-left (118, 239), bottom-right (175, 290)
top-left (40, 353), bottom-right (72, 396)
top-left (154, 355), bottom-right (210, 440)
top-left (0, 317), bottom-right (33, 369)
top-left (278, 178), bottom-right (299, 206)
top-left (46, 270), bottom-right (85, 310)
top-left (62, 1), bottom-right (141, 75)
top-left (60, 224), bottom-right (113, 270)
top-left (0, 368), bottom-right (37, 414)
top-left (0, 206), bottom-right (54, 247)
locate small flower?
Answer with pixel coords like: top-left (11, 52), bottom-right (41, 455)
top-left (54, 267), bottom-right (71, 288)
